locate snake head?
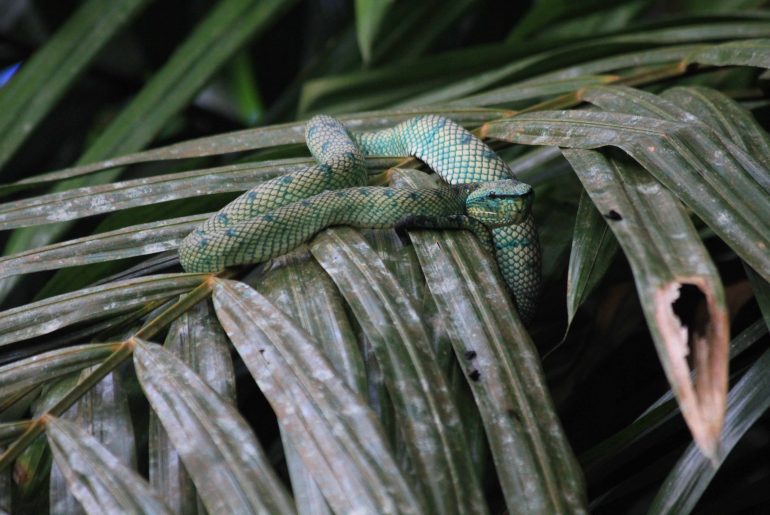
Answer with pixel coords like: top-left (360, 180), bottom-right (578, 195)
top-left (466, 180), bottom-right (533, 227)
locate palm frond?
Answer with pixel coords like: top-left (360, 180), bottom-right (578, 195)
top-left (1, 2), bottom-right (770, 513)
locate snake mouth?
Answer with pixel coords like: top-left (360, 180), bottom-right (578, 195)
top-left (486, 190), bottom-right (531, 201)
top-left (469, 207), bottom-right (529, 227)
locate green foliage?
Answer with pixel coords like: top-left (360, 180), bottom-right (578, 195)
top-left (0, 1), bottom-right (769, 513)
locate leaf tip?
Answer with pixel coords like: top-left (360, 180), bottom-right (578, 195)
top-left (654, 279), bottom-right (729, 459)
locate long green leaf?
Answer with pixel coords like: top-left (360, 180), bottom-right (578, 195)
top-left (0, 160), bottom-right (294, 231)
top-left (0, 273), bottom-right (207, 347)
top-left (396, 170), bottom-right (588, 514)
top-left (535, 0), bottom-right (649, 40)
top-left (0, 344), bottom-right (117, 400)
top-left (79, 0), bottom-right (296, 165)
top-left (581, 318), bottom-right (767, 477)
top-left (562, 148), bottom-right (728, 459)
top-left (1, 0), bottom-right (297, 302)
top-left (648, 344), bottom-right (770, 514)
top-left (566, 190), bottom-right (619, 325)
top-left (246, 252), bottom-right (365, 515)
top-left (0, 214), bottom-right (206, 279)
top-left (661, 86), bottom-right (770, 170)
top-left (392, 24), bottom-right (770, 108)
top-left (358, 223), bottom-right (445, 444)
top-left (17, 373), bottom-right (83, 507)
top-left (449, 74), bottom-right (617, 108)
top-left (14, 434), bottom-right (50, 507)
top-left (248, 251), bottom-right (365, 392)
top-left (524, 44), bottom-right (704, 83)
top-left (46, 415), bottom-right (172, 514)
top-left (149, 298), bottom-right (235, 513)
top-left (0, 0), bottom-right (149, 171)
top-left (484, 108), bottom-right (770, 284)
top-left (212, 279), bottom-right (423, 514)
top-left (51, 366), bottom-right (138, 513)
top-left (0, 447), bottom-right (9, 512)
top-left (579, 85), bottom-right (770, 191)
top-left (376, 0), bottom-right (476, 64)
top-left (300, 20), bottom-right (770, 113)
top-left (6, 108), bottom-right (505, 190)
top-left (747, 266), bottom-right (770, 328)
top-left (506, 0), bottom-right (643, 42)
top-left (134, 339), bottom-right (294, 515)
top-left (685, 37), bottom-right (770, 68)
top-left (355, 0), bottom-right (391, 63)
top-left (310, 227), bottom-right (488, 514)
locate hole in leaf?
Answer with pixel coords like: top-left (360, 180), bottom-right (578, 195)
top-left (671, 283), bottom-right (709, 363)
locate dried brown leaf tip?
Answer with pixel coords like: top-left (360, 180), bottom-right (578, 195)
top-left (654, 279), bottom-right (729, 463)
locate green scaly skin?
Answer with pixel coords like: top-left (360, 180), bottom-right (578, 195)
top-left (179, 115), bottom-right (541, 323)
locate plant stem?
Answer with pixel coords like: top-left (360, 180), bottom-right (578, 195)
top-left (0, 274), bottom-right (223, 471)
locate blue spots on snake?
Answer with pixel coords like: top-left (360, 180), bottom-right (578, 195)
top-left (497, 237), bottom-right (532, 249)
top-left (179, 114), bottom-right (540, 324)
top-left (423, 117), bottom-right (447, 145)
top-left (482, 148), bottom-right (497, 160)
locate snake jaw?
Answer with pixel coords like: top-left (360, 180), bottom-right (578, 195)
top-left (466, 180), bottom-right (533, 227)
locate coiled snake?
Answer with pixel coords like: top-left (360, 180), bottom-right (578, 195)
top-left (179, 115), bottom-right (541, 323)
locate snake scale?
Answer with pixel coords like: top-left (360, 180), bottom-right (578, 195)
top-left (179, 115), bottom-right (541, 323)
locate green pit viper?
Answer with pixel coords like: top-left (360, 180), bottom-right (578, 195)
top-left (179, 115), bottom-right (541, 323)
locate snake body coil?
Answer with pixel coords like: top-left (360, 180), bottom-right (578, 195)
top-left (179, 115), bottom-right (541, 323)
